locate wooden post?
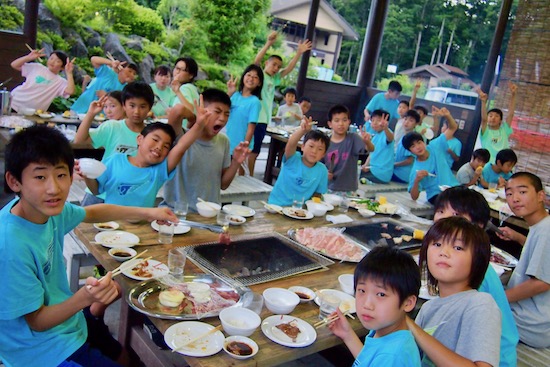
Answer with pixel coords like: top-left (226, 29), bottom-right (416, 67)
top-left (296, 0), bottom-right (320, 98)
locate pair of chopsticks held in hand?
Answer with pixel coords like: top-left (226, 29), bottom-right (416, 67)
top-left (314, 308), bottom-right (354, 329)
top-left (86, 250), bottom-right (150, 290)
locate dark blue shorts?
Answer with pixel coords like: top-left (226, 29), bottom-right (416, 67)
top-left (63, 342), bottom-right (121, 367)
top-left (252, 123), bottom-right (268, 153)
top-left (83, 307), bottom-right (122, 362)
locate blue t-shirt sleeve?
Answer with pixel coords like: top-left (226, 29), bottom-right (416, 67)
top-left (247, 98), bottom-right (261, 124)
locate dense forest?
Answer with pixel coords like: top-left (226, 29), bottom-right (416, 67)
top-left (1, 0), bottom-right (517, 95)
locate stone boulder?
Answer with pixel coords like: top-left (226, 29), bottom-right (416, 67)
top-left (37, 3), bottom-right (62, 35)
top-left (126, 35), bottom-right (145, 51)
top-left (104, 33), bottom-right (133, 65)
top-left (63, 29), bottom-right (88, 58)
top-left (40, 42), bottom-right (54, 57)
top-left (139, 54), bottom-right (155, 84)
top-left (84, 26), bottom-right (102, 48)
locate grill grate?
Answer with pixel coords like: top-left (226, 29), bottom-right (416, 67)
top-left (185, 232), bottom-right (334, 286)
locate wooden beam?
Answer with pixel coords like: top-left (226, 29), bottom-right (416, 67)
top-left (296, 0), bottom-right (320, 97)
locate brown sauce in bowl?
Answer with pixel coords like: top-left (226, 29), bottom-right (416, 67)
top-left (295, 291), bottom-right (311, 300)
top-left (112, 252), bottom-right (131, 257)
top-left (227, 341), bottom-right (253, 356)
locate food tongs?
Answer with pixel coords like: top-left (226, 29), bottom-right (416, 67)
top-left (178, 219), bottom-right (227, 234)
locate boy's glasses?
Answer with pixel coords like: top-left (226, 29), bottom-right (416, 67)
top-left (174, 66), bottom-right (188, 73)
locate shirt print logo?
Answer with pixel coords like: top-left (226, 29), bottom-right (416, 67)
top-left (35, 76), bottom-right (52, 85)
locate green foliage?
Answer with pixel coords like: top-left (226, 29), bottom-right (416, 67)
top-left (459, 82), bottom-right (473, 91)
top-left (195, 79), bottom-right (227, 92)
top-left (126, 49), bottom-right (147, 63)
top-left (127, 5), bottom-right (165, 41)
top-left (0, 4), bottom-right (24, 31)
top-left (45, 31), bottom-right (71, 51)
top-left (189, 0), bottom-right (270, 64)
top-left (157, 0), bottom-right (190, 30)
top-left (50, 96), bottom-right (76, 113)
top-left (44, 0), bottom-right (90, 28)
top-left (438, 78), bottom-right (453, 88)
top-left (142, 42), bottom-right (172, 65)
top-left (200, 63), bottom-right (227, 82)
top-left (167, 18), bottom-right (208, 60)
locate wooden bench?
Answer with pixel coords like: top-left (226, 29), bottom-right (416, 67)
top-left (63, 231), bottom-right (97, 293)
top-left (220, 175), bottom-right (273, 205)
top-left (517, 343), bottom-right (550, 366)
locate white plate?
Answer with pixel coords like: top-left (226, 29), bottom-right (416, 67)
top-left (491, 245), bottom-right (518, 268)
top-left (38, 113), bottom-right (53, 119)
top-left (227, 215), bottom-right (246, 226)
top-left (261, 315), bottom-right (317, 348)
top-left (164, 321), bottom-right (225, 357)
top-left (0, 116), bottom-right (34, 129)
top-left (305, 200), bottom-right (334, 211)
top-left (94, 230), bottom-right (139, 248)
top-left (93, 221), bottom-right (120, 231)
top-left (282, 207), bottom-right (314, 220)
top-left (151, 220), bottom-right (191, 235)
top-left (314, 289), bottom-right (356, 314)
top-left (121, 259), bottom-right (169, 281)
top-left (94, 115), bottom-right (106, 122)
top-left (223, 204), bottom-right (255, 217)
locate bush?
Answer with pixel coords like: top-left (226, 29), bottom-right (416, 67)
top-left (44, 0), bottom-right (89, 28)
top-left (127, 5), bottom-right (165, 41)
top-left (142, 41), bottom-right (171, 65)
top-left (0, 5), bottom-right (24, 31)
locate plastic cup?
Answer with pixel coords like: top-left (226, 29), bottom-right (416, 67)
top-left (168, 248), bottom-right (186, 278)
top-left (488, 182), bottom-right (497, 193)
top-left (173, 201), bottom-right (188, 221)
top-left (338, 196), bottom-right (350, 213)
top-left (319, 293), bottom-right (341, 319)
top-left (292, 195), bottom-right (305, 210)
top-left (217, 211), bottom-right (230, 226)
top-left (243, 292), bottom-right (264, 315)
top-left (158, 222), bottom-right (174, 244)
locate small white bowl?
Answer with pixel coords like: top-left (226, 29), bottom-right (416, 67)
top-left (108, 247), bottom-right (137, 262)
top-left (358, 208), bottom-right (375, 218)
top-left (196, 201), bottom-right (221, 218)
top-left (288, 286), bottom-right (315, 303)
top-left (223, 335), bottom-right (259, 360)
top-left (93, 221), bottom-right (120, 231)
top-left (21, 107), bottom-right (35, 116)
top-left (79, 158), bottom-right (107, 179)
top-left (323, 193), bottom-right (342, 206)
top-left (263, 288), bottom-right (300, 314)
top-left (219, 307), bottom-right (261, 336)
top-left (305, 202), bottom-right (328, 217)
top-left (38, 113), bottom-right (53, 119)
top-left (338, 274), bottom-right (355, 295)
top-left (228, 215), bottom-right (246, 225)
top-left (264, 203), bottom-right (282, 214)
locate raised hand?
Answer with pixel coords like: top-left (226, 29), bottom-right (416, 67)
top-left (300, 116), bottom-right (315, 132)
top-left (363, 109), bottom-right (370, 122)
top-left (89, 94), bottom-right (108, 115)
top-left (476, 88), bottom-right (488, 102)
top-left (232, 141), bottom-right (251, 164)
top-left (171, 78), bottom-right (182, 93)
top-left (226, 74), bottom-right (237, 95)
top-left (297, 39), bottom-right (313, 55)
top-left (267, 30), bottom-right (278, 44)
top-left (360, 130), bottom-right (372, 144)
top-left (193, 94), bottom-right (212, 130)
top-left (414, 79), bottom-right (422, 90)
top-left (65, 57), bottom-right (76, 74)
top-left (380, 113), bottom-right (390, 129)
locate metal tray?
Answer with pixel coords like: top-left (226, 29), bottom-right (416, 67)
top-left (127, 274), bottom-right (246, 320)
top-left (185, 232), bottom-right (334, 286)
top-left (287, 227), bottom-right (370, 262)
top-left (342, 217), bottom-right (423, 251)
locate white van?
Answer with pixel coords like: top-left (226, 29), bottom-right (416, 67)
top-left (424, 87), bottom-right (478, 110)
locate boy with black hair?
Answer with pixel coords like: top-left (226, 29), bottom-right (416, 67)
top-left (403, 106), bottom-right (459, 204)
top-left (456, 148), bottom-right (491, 186)
top-left (392, 110), bottom-right (419, 183)
top-left (298, 96), bottom-right (312, 115)
top-left (433, 186), bottom-right (519, 367)
top-left (10, 48), bottom-right (75, 113)
top-left (268, 118), bottom-right (330, 206)
top-left (80, 117), bottom-right (204, 207)
top-left (72, 56), bottom-right (137, 113)
top-left (74, 81), bottom-right (160, 205)
top-left (0, 126), bottom-right (177, 367)
top-left (505, 172), bottom-right (550, 348)
top-left (478, 82), bottom-right (517, 163)
top-left (481, 148), bottom-right (517, 188)
top-left (364, 80), bottom-right (402, 122)
top-left (249, 30), bottom-right (313, 174)
top-left (328, 246), bottom-right (421, 366)
top-left (162, 89), bottom-right (249, 212)
top-left (393, 100), bottom-right (412, 144)
top-left (276, 87), bottom-right (303, 126)
top-left (361, 109), bottom-right (395, 183)
top-left (324, 104), bottom-right (373, 192)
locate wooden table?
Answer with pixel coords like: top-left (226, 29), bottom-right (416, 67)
top-left (73, 209), bottom-right (392, 367)
top-left (263, 132), bottom-right (291, 185)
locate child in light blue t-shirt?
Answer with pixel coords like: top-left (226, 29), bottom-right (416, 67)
top-left (268, 119), bottom-right (330, 206)
top-left (361, 109), bottom-right (394, 183)
top-left (329, 246), bottom-right (421, 367)
top-left (0, 126), bottom-right (178, 367)
top-left (481, 148), bottom-right (517, 188)
top-left (80, 117), bottom-right (206, 207)
top-left (150, 65), bottom-right (176, 118)
top-left (225, 64), bottom-right (263, 155)
top-left (71, 56), bottom-right (137, 113)
top-left (403, 106), bottom-right (460, 205)
top-left (392, 110), bottom-right (419, 183)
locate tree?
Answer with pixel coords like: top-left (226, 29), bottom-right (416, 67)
top-left (157, 0), bottom-right (189, 30)
top-left (189, 0), bottom-right (270, 65)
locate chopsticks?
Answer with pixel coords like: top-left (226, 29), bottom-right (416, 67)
top-left (25, 43), bottom-right (43, 62)
top-left (106, 51), bottom-right (123, 70)
top-left (260, 200), bottom-right (283, 214)
top-left (313, 310), bottom-right (354, 329)
top-left (197, 197), bottom-right (220, 211)
top-left (86, 250), bottom-right (149, 289)
top-left (171, 325), bottom-right (223, 353)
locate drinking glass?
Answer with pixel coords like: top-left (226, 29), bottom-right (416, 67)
top-left (158, 222), bottom-right (174, 244)
top-left (168, 248), bottom-right (186, 278)
top-left (319, 293), bottom-right (341, 319)
top-left (173, 201), bottom-right (188, 221)
top-left (217, 211), bottom-right (230, 226)
top-left (292, 195), bottom-right (305, 210)
top-left (338, 195), bottom-right (349, 213)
